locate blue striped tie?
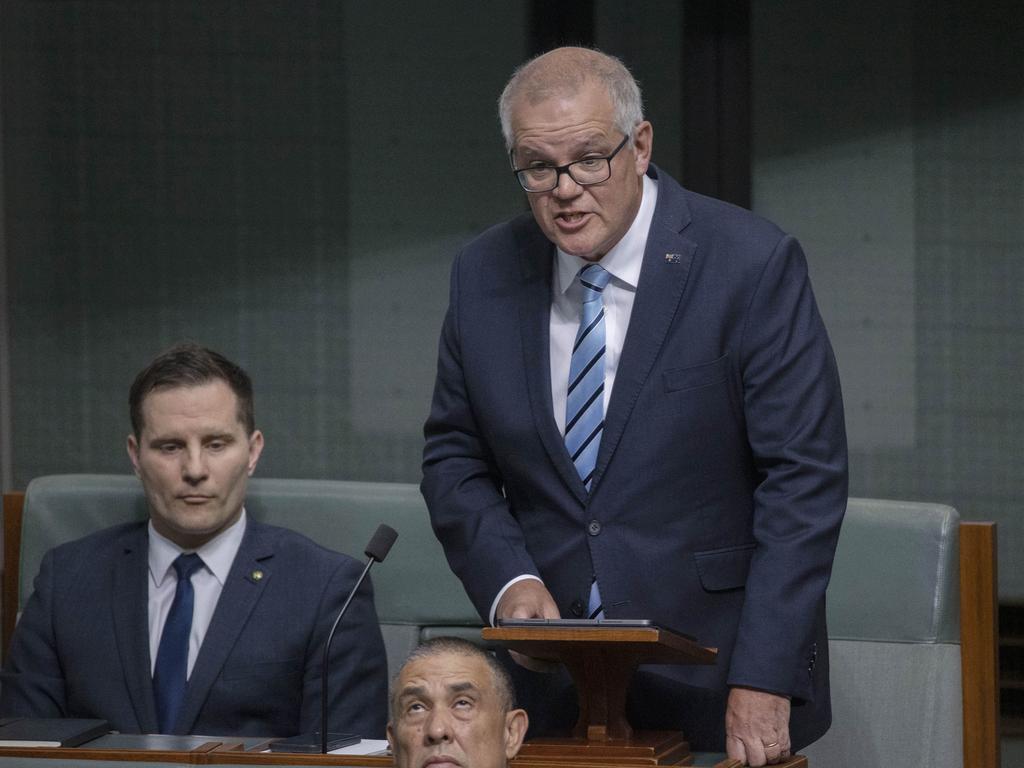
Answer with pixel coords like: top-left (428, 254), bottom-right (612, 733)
top-left (565, 263), bottom-right (612, 490)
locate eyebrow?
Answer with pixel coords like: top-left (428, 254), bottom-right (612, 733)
top-left (517, 136), bottom-right (607, 161)
top-left (146, 434), bottom-right (184, 446)
top-left (398, 681), bottom-right (480, 701)
top-left (398, 684), bottom-right (428, 701)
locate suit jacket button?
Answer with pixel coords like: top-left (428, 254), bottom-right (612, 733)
top-left (570, 599), bottom-right (585, 617)
top-left (587, 520), bottom-right (601, 536)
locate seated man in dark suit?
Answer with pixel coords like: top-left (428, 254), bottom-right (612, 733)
top-left (387, 637), bottom-right (528, 768)
top-left (1, 343), bottom-right (388, 737)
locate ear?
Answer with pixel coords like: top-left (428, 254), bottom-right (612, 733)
top-left (503, 708), bottom-right (529, 759)
top-left (632, 120), bottom-right (653, 176)
top-left (126, 434), bottom-right (141, 475)
top-left (385, 722), bottom-right (397, 756)
top-left (246, 430), bottom-right (265, 476)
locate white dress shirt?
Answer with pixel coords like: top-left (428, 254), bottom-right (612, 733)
top-left (148, 510), bottom-right (246, 677)
top-left (489, 174), bottom-right (659, 624)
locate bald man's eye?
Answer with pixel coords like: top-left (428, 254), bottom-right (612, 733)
top-left (402, 701), bottom-right (427, 717)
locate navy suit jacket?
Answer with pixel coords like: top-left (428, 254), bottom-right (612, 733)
top-left (422, 167), bottom-right (848, 750)
top-left (0, 519), bottom-right (388, 738)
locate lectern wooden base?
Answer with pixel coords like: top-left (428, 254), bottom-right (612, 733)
top-left (513, 739), bottom-right (807, 768)
top-left (513, 731), bottom-right (692, 767)
top-left (485, 625), bottom-right (810, 768)
top-left (485, 626), bottom-right (712, 767)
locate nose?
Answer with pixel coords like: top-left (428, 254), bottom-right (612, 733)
top-left (423, 709), bottom-right (453, 745)
top-left (181, 446), bottom-right (208, 485)
top-left (551, 167), bottom-right (583, 199)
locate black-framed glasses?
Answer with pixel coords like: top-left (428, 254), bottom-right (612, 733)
top-left (511, 134), bottom-right (631, 193)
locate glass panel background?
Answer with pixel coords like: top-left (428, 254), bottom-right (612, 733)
top-left (4, 0), bottom-right (1023, 602)
top-left (1, 1), bottom-right (526, 485)
top-left (752, 0), bottom-right (1024, 598)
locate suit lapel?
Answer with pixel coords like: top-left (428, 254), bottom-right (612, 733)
top-left (111, 526), bottom-right (159, 733)
top-left (591, 173), bottom-right (697, 492)
top-left (517, 225), bottom-right (590, 505)
top-left (175, 521), bottom-right (274, 734)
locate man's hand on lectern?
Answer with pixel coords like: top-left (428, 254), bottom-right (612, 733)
top-left (725, 686), bottom-right (791, 766)
top-left (496, 580), bottom-right (561, 673)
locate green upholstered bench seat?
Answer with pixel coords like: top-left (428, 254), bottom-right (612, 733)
top-left (803, 498), bottom-right (962, 768)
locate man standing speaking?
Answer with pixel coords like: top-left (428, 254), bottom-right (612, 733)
top-left (422, 47), bottom-right (847, 766)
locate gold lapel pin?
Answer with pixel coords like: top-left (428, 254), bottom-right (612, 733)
top-left (251, 570), bottom-right (264, 581)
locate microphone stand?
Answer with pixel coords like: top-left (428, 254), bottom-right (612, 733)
top-left (270, 523), bottom-right (398, 754)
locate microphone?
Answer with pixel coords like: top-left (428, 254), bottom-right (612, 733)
top-left (270, 524), bottom-right (398, 754)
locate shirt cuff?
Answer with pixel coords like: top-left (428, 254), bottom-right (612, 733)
top-left (488, 574), bottom-right (545, 626)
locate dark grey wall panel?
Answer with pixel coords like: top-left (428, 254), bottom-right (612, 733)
top-left (753, 0), bottom-right (1024, 598)
top-left (1, 1), bottom-right (527, 486)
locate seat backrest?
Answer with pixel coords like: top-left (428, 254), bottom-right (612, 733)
top-left (15, 474), bottom-right (482, 678)
top-left (803, 497), bottom-right (962, 768)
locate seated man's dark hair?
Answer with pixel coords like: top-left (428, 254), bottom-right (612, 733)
top-left (129, 342), bottom-right (255, 437)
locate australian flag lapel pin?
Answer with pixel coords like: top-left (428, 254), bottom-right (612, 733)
top-left (664, 253), bottom-right (681, 264)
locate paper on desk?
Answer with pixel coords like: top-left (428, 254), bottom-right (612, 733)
top-left (330, 738), bottom-right (390, 755)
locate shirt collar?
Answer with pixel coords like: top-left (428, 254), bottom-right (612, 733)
top-left (555, 173), bottom-right (659, 294)
top-left (148, 509), bottom-right (247, 588)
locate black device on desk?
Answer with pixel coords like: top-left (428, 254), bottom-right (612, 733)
top-left (0, 718), bottom-right (109, 748)
top-left (266, 731), bottom-right (360, 753)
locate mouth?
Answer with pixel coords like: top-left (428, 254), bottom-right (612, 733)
top-left (178, 494), bottom-right (214, 505)
top-left (422, 757), bottom-right (462, 768)
top-left (554, 211), bottom-right (591, 231)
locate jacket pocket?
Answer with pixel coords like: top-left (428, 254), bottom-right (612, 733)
top-left (693, 542), bottom-right (755, 592)
top-left (663, 355), bottom-right (728, 393)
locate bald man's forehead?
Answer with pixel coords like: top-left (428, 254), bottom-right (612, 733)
top-left (398, 651), bottom-right (494, 690)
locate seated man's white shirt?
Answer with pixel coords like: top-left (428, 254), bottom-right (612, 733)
top-left (148, 510), bottom-right (246, 677)
top-left (488, 174), bottom-right (659, 625)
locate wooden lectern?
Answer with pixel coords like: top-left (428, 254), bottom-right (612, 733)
top-left (484, 624), bottom-right (807, 768)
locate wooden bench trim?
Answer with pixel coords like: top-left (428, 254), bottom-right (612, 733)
top-left (2, 490), bottom-right (24, 658)
top-left (960, 520), bottom-right (1000, 768)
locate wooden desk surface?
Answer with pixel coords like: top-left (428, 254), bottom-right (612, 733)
top-left (0, 749), bottom-right (797, 768)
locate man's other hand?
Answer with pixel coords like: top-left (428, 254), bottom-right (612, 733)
top-left (725, 686), bottom-right (791, 766)
top-left (496, 580), bottom-right (560, 672)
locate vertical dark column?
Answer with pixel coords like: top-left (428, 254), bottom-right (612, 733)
top-left (682, 0), bottom-right (751, 207)
top-left (0, 0), bottom-right (11, 491)
top-left (529, 1), bottom-right (595, 55)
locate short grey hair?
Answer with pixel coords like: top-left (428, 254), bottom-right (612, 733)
top-left (389, 637), bottom-right (516, 721)
top-left (498, 47), bottom-right (644, 152)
